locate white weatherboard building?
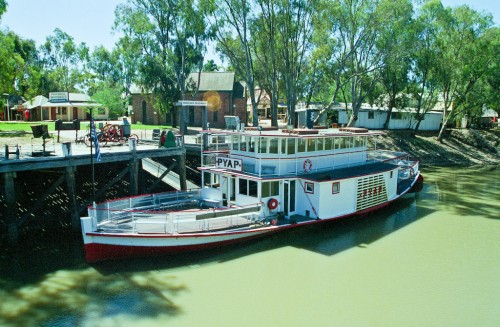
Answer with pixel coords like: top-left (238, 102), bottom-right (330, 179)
top-left (336, 104), bottom-right (442, 130)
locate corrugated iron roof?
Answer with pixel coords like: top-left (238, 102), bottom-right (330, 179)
top-left (188, 72), bottom-right (235, 91)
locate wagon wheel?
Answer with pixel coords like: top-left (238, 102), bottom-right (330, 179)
top-left (84, 133), bottom-right (92, 147)
top-left (108, 125), bottom-right (124, 143)
top-left (83, 133), bottom-right (107, 147)
top-left (97, 132), bottom-right (108, 146)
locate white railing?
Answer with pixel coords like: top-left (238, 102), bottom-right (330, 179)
top-left (88, 189), bottom-right (201, 227)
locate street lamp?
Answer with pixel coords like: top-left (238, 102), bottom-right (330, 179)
top-left (2, 93), bottom-right (9, 121)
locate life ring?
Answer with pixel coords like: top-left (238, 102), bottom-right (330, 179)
top-left (303, 159), bottom-right (313, 172)
top-left (268, 198), bottom-right (279, 210)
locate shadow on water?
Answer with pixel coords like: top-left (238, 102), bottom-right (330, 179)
top-left (95, 191), bottom-right (431, 275)
top-left (423, 166), bottom-right (499, 220)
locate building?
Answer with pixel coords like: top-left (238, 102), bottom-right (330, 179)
top-left (130, 72), bottom-right (247, 128)
top-left (335, 104), bottom-right (442, 130)
top-left (39, 92), bottom-right (106, 121)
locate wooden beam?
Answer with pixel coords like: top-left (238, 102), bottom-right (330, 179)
top-left (78, 165), bottom-right (130, 214)
top-left (3, 172), bottom-right (18, 245)
top-left (17, 174), bottom-right (66, 228)
top-left (65, 166), bottom-right (80, 230)
top-left (178, 154), bottom-right (187, 191)
top-left (144, 160), bottom-right (178, 193)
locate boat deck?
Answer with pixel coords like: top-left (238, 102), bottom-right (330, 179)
top-left (93, 201), bottom-right (265, 235)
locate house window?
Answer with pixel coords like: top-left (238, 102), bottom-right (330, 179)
top-left (391, 112), bottom-right (403, 119)
top-left (368, 111), bottom-right (374, 119)
top-left (390, 171), bottom-right (393, 178)
top-left (332, 182), bottom-right (340, 194)
top-left (304, 182), bottom-right (314, 194)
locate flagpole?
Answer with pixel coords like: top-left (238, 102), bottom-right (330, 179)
top-left (90, 107), bottom-right (96, 203)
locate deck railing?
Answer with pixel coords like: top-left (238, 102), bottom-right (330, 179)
top-left (88, 189), bottom-right (201, 228)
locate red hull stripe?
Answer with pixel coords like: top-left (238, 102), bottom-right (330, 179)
top-left (84, 232), bottom-right (276, 263)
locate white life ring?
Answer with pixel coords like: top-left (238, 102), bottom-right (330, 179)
top-left (303, 159), bottom-right (313, 172)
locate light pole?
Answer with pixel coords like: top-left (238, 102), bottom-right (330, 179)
top-left (2, 93), bottom-right (9, 121)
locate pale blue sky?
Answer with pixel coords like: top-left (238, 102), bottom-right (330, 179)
top-left (1, 0), bottom-right (498, 51)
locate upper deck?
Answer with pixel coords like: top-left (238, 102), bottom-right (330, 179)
top-left (201, 127), bottom-right (388, 177)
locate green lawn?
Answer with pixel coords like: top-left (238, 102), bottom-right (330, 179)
top-left (0, 122), bottom-right (173, 132)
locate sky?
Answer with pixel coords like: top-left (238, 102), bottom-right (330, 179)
top-left (0, 0), bottom-right (498, 52)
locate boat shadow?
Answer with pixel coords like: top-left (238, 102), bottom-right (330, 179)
top-left (94, 192), bottom-right (434, 274)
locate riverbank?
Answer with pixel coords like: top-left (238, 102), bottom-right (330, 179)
top-left (375, 129), bottom-right (499, 167)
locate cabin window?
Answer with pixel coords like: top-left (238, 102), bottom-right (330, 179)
top-left (337, 138), bottom-right (345, 149)
top-left (239, 178), bottom-right (247, 194)
top-left (239, 135), bottom-right (247, 151)
top-left (354, 136), bottom-right (364, 147)
top-left (232, 135), bottom-right (239, 150)
top-left (304, 182), bottom-right (314, 194)
top-left (269, 138), bottom-right (279, 154)
top-left (258, 137), bottom-right (267, 153)
top-left (325, 137), bottom-right (333, 150)
top-left (262, 181), bottom-right (279, 197)
top-left (205, 173), bottom-right (220, 188)
top-left (332, 182), bottom-right (340, 194)
top-left (298, 138), bottom-right (306, 153)
top-left (239, 178), bottom-right (258, 197)
top-left (287, 138), bottom-right (296, 154)
top-left (249, 137), bottom-right (256, 152)
top-left (281, 138), bottom-right (287, 154)
top-left (390, 171), bottom-right (393, 178)
top-left (316, 138), bottom-right (324, 151)
top-left (368, 111), bottom-right (374, 119)
top-left (249, 180), bottom-right (258, 197)
top-left (308, 138), bottom-right (316, 152)
top-left (344, 137), bottom-right (352, 148)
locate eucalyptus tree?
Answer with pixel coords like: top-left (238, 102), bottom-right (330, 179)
top-left (202, 0), bottom-right (260, 126)
top-left (115, 0), bottom-right (209, 131)
top-left (275, 0), bottom-right (316, 127)
top-left (406, 0), bottom-right (445, 131)
top-left (435, 5), bottom-right (494, 141)
top-left (375, 0), bottom-right (413, 129)
top-left (324, 0), bottom-right (386, 127)
top-left (0, 0), bottom-right (6, 18)
top-left (40, 28), bottom-right (89, 92)
top-left (253, 0), bottom-right (280, 127)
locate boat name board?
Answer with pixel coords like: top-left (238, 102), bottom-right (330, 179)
top-left (216, 156), bottom-right (242, 171)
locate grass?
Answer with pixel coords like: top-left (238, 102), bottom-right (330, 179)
top-left (0, 121), bottom-right (173, 132)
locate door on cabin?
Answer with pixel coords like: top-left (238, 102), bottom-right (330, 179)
top-left (221, 176), bottom-right (235, 207)
top-left (283, 180), bottom-right (296, 217)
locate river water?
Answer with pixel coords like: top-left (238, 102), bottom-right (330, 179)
top-left (0, 166), bottom-right (499, 327)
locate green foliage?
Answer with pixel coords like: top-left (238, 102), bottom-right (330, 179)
top-left (90, 84), bottom-right (127, 119)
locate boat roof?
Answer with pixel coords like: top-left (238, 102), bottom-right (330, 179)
top-left (203, 127), bottom-right (386, 138)
top-left (301, 161), bottom-right (397, 182)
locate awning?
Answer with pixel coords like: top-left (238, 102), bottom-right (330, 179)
top-left (40, 102), bottom-right (103, 108)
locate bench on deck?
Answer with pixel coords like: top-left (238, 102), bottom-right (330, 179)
top-left (196, 205), bottom-right (261, 220)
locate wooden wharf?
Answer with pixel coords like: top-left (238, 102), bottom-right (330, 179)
top-left (0, 140), bottom-right (187, 246)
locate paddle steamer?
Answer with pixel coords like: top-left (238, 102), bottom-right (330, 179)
top-left (81, 127), bottom-right (422, 262)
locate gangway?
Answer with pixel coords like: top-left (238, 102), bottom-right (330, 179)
top-left (142, 158), bottom-right (199, 190)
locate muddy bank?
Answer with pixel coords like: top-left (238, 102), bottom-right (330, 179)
top-left (375, 129), bottom-right (499, 167)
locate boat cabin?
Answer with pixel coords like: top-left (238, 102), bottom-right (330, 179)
top-left (200, 127), bottom-right (406, 221)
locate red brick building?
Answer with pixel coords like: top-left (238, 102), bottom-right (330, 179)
top-left (129, 72), bottom-right (247, 128)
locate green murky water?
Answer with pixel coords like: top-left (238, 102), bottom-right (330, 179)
top-left (1, 166), bottom-right (499, 327)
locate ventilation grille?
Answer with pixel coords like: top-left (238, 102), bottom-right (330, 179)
top-left (356, 174), bottom-right (388, 211)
